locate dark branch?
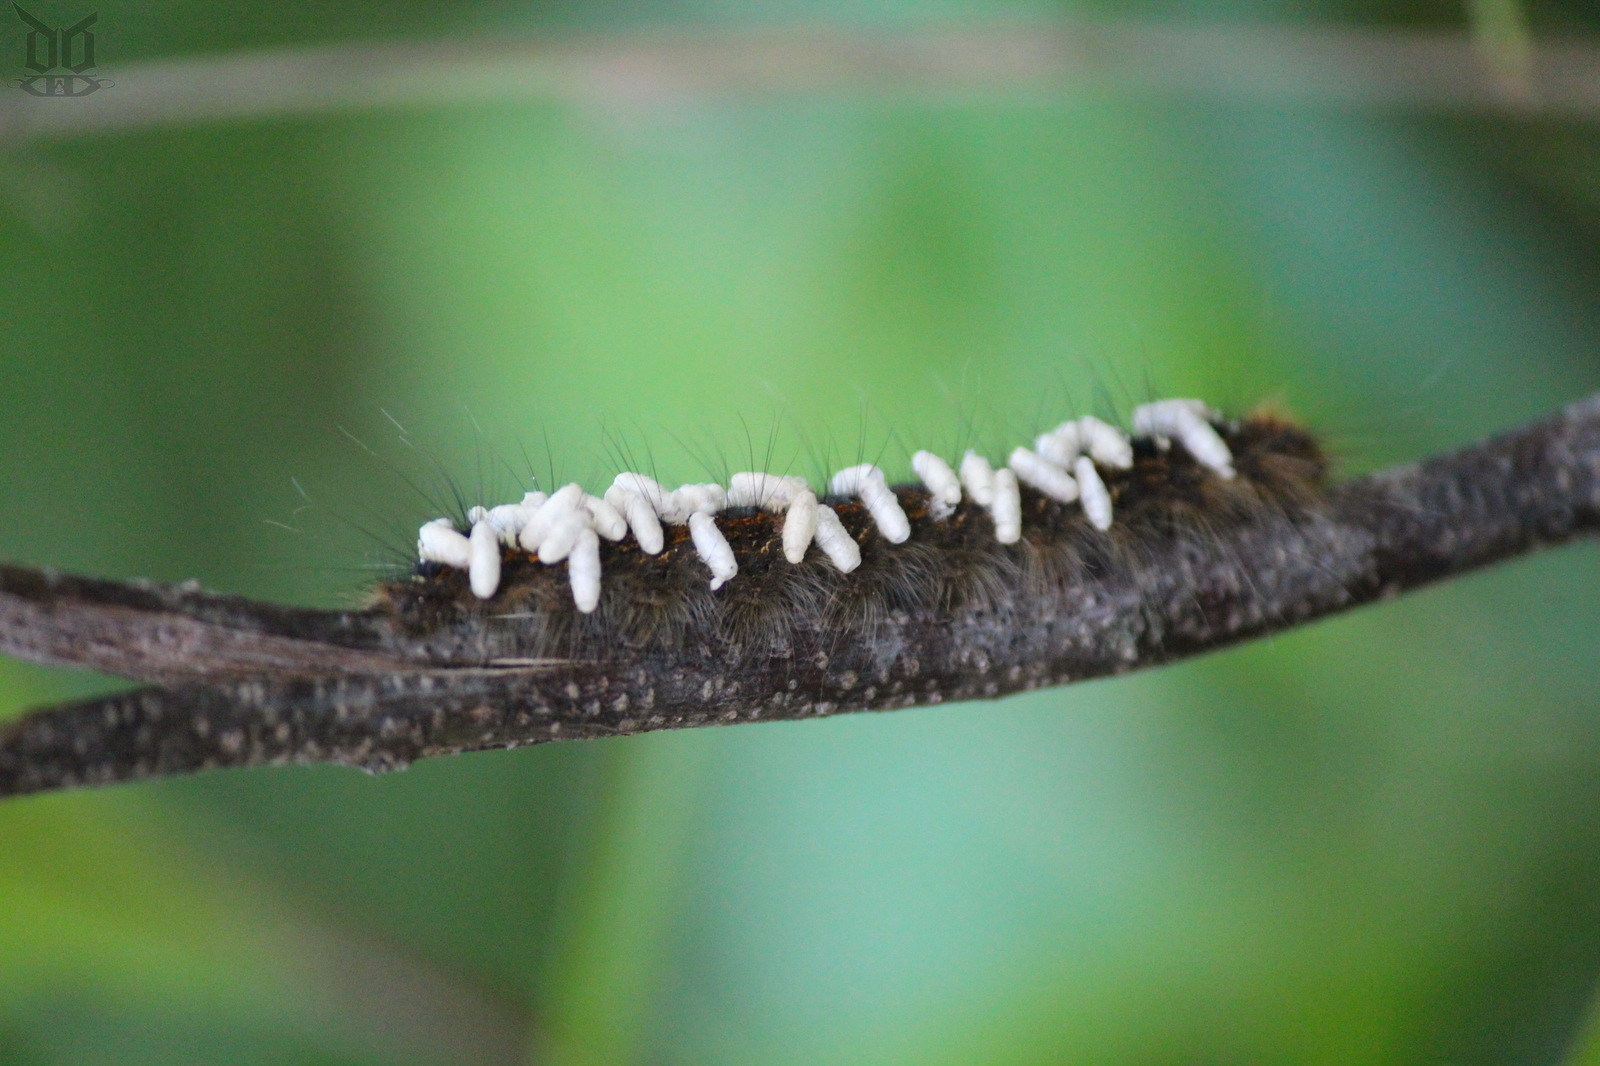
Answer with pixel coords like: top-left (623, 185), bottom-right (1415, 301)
top-left (3, 394), bottom-right (1599, 797)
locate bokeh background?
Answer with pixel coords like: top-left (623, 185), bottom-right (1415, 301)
top-left (4, 2), bottom-right (1600, 1063)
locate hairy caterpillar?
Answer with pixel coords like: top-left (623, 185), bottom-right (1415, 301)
top-left (405, 399), bottom-right (1243, 616)
top-left (4, 389), bottom-right (1600, 797)
top-left (380, 397), bottom-right (1310, 673)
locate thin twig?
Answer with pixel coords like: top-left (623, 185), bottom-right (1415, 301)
top-left (1, 394), bottom-right (1597, 797)
top-left (5, 21), bottom-right (1600, 142)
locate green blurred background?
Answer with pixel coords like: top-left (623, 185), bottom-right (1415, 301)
top-left (4, 1), bottom-right (1600, 1063)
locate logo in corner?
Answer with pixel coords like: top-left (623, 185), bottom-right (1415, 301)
top-left (10, 4), bottom-right (109, 97)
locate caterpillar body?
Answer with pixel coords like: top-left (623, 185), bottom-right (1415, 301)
top-left (387, 401), bottom-right (1327, 663)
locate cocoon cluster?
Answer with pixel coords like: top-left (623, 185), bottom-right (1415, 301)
top-left (416, 397), bottom-right (1237, 606)
top-left (608, 472), bottom-right (732, 587)
top-left (1035, 416), bottom-right (1134, 471)
top-left (1131, 399), bottom-right (1235, 479)
top-left (955, 451), bottom-right (1021, 544)
top-left (604, 477), bottom-right (665, 555)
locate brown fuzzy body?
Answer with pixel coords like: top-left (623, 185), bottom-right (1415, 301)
top-left (374, 415), bottom-right (1328, 667)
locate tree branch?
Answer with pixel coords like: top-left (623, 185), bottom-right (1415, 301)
top-left (3, 394), bottom-right (1598, 797)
